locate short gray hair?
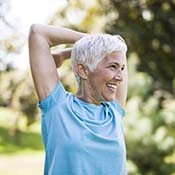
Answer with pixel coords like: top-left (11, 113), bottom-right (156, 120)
top-left (71, 34), bottom-right (127, 84)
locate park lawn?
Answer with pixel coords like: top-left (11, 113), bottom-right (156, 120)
top-left (0, 151), bottom-right (44, 175)
top-left (0, 121), bottom-right (45, 175)
top-left (0, 126), bottom-right (44, 154)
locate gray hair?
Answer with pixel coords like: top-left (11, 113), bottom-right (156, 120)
top-left (71, 34), bottom-right (127, 85)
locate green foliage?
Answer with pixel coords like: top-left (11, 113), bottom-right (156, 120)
top-left (0, 70), bottom-right (39, 130)
top-left (0, 126), bottom-right (43, 154)
top-left (0, 1), bottom-right (174, 175)
top-left (125, 56), bottom-right (175, 175)
top-left (48, 1), bottom-right (175, 174)
top-left (103, 0), bottom-right (174, 95)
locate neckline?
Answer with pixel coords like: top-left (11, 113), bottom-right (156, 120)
top-left (73, 95), bottom-right (104, 109)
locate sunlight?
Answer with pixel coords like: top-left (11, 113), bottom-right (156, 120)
top-left (4, 0), bottom-right (67, 70)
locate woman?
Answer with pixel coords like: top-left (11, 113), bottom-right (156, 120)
top-left (28, 24), bottom-right (128, 175)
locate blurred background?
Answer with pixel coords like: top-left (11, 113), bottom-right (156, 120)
top-left (0, 0), bottom-right (174, 174)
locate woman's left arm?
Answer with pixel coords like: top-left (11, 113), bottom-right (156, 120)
top-left (115, 56), bottom-right (128, 108)
top-left (52, 48), bottom-right (72, 68)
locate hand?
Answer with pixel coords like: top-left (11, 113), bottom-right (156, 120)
top-left (52, 48), bottom-right (72, 68)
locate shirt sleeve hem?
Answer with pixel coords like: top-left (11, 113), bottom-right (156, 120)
top-left (37, 82), bottom-right (61, 114)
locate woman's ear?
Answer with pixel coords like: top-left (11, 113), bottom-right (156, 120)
top-left (75, 63), bottom-right (88, 80)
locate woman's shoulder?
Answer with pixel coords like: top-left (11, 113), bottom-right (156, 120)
top-left (38, 81), bottom-right (71, 114)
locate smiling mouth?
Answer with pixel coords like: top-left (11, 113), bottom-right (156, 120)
top-left (107, 83), bottom-right (118, 91)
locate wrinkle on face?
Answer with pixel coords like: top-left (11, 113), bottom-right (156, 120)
top-left (76, 51), bottom-right (126, 104)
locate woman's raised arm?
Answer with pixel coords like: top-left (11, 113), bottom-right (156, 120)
top-left (115, 56), bottom-right (128, 108)
top-left (28, 24), bottom-right (85, 101)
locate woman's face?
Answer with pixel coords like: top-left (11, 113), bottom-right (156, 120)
top-left (86, 51), bottom-right (125, 104)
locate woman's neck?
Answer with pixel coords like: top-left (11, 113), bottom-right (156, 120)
top-left (76, 82), bottom-right (101, 105)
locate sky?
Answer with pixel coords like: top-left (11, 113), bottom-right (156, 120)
top-left (2, 0), bottom-right (67, 70)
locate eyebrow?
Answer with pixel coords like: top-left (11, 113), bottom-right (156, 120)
top-left (109, 62), bottom-right (125, 67)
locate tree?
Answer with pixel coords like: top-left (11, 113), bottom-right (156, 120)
top-left (48, 1), bottom-right (175, 174)
top-left (103, 0), bottom-right (174, 95)
top-left (0, 0), bottom-right (38, 138)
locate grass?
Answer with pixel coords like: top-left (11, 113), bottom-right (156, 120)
top-left (0, 126), bottom-right (44, 154)
top-left (0, 152), bottom-right (44, 175)
top-left (0, 108), bottom-right (45, 174)
top-left (0, 125), bottom-right (45, 174)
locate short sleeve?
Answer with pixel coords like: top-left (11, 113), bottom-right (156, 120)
top-left (38, 82), bottom-right (67, 115)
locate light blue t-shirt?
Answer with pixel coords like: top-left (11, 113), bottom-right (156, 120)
top-left (38, 82), bottom-right (127, 175)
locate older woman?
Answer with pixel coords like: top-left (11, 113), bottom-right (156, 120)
top-left (29, 24), bottom-right (128, 175)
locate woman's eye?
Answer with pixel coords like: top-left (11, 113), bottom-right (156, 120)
top-left (110, 65), bottom-right (117, 69)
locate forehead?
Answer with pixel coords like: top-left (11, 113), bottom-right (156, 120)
top-left (101, 51), bottom-right (125, 65)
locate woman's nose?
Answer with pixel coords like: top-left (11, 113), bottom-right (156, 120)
top-left (114, 70), bottom-right (123, 82)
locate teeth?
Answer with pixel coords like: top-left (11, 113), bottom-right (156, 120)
top-left (107, 84), bottom-right (117, 89)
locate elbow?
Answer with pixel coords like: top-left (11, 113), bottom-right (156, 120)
top-left (28, 24), bottom-right (45, 44)
top-left (28, 24), bottom-right (38, 44)
top-left (28, 24), bottom-right (46, 40)
top-left (29, 24), bottom-right (42, 35)
top-left (28, 24), bottom-right (51, 45)
top-left (28, 24), bottom-right (38, 40)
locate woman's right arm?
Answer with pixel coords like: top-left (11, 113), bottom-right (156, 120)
top-left (28, 24), bottom-right (85, 101)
